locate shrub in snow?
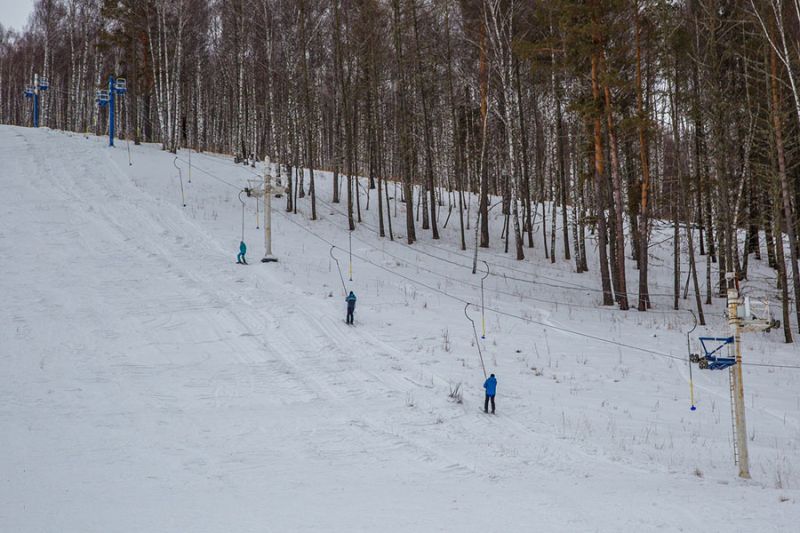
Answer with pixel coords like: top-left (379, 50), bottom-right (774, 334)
top-left (405, 391), bottom-right (415, 408)
top-left (448, 382), bottom-right (463, 404)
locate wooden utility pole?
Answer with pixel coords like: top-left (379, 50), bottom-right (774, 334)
top-left (726, 272), bottom-right (749, 479)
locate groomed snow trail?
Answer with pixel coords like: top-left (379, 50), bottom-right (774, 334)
top-left (2, 127), bottom-right (798, 532)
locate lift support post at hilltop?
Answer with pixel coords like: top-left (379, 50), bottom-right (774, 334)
top-left (96, 75), bottom-right (127, 147)
top-left (690, 272), bottom-right (779, 479)
top-left (23, 74), bottom-right (49, 128)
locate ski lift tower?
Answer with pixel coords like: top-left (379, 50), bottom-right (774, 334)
top-left (24, 74), bottom-right (49, 128)
top-left (261, 157), bottom-right (278, 263)
top-left (726, 272), bottom-right (779, 479)
top-left (244, 157), bottom-right (278, 263)
top-left (97, 75), bottom-right (127, 147)
top-left (689, 274), bottom-right (778, 479)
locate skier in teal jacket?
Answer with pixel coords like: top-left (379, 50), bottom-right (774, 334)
top-left (237, 241), bottom-right (247, 264)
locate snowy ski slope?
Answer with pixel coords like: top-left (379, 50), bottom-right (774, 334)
top-left (2, 126), bottom-right (799, 532)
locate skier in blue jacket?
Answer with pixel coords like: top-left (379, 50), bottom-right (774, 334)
top-left (483, 373), bottom-right (497, 414)
top-left (345, 291), bottom-right (357, 325)
top-left (237, 241), bottom-right (247, 264)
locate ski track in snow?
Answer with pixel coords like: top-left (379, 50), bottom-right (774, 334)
top-left (2, 126), bottom-right (799, 532)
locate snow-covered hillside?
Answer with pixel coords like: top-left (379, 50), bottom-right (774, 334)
top-left (2, 125), bottom-right (799, 532)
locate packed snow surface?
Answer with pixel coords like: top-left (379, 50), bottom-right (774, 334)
top-left (2, 126), bottom-right (799, 532)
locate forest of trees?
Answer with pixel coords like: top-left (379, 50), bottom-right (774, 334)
top-left (1, 0), bottom-right (799, 341)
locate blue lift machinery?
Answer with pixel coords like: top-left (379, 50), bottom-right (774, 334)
top-left (689, 296), bottom-right (779, 372)
top-left (691, 337), bottom-right (735, 370)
